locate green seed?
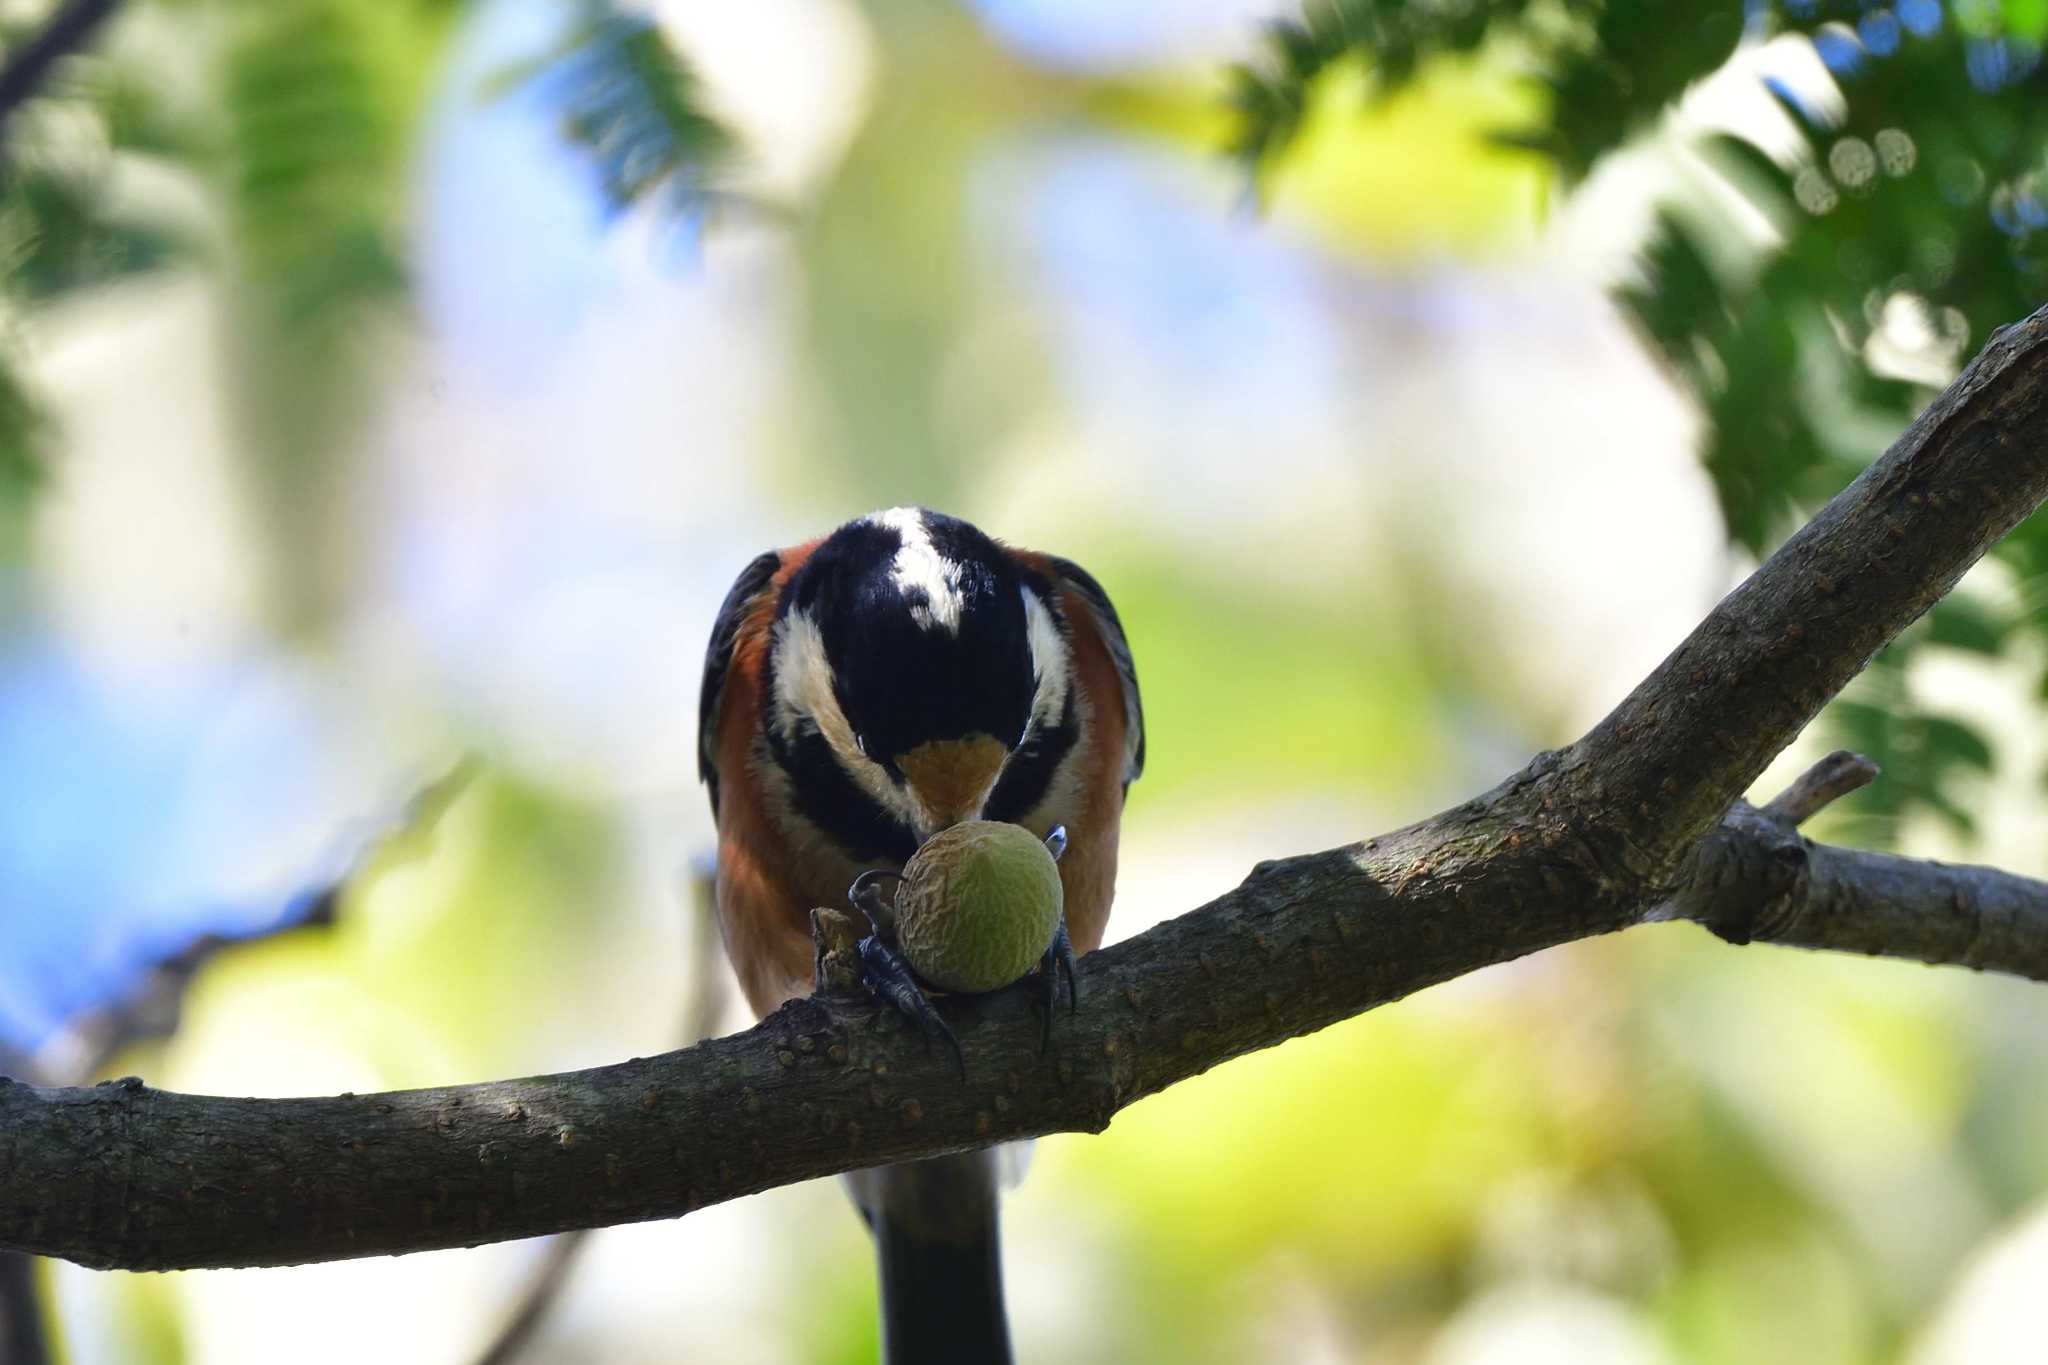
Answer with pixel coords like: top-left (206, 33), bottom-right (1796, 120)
top-left (896, 821), bottom-right (1062, 993)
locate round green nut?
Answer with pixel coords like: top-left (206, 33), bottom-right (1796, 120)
top-left (895, 820), bottom-right (1063, 994)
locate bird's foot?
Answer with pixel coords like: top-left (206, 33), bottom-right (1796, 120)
top-left (848, 867), bottom-right (904, 935)
top-left (1034, 826), bottom-right (1076, 1055)
top-left (1036, 915), bottom-right (1078, 1055)
top-left (856, 932), bottom-right (964, 1079)
top-left (847, 867), bottom-right (963, 1077)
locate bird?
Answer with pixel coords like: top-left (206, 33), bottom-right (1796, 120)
top-left (698, 507), bottom-right (1144, 1364)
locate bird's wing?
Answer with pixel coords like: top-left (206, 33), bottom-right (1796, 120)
top-left (1036, 554), bottom-right (1145, 788)
top-left (699, 549), bottom-right (783, 817)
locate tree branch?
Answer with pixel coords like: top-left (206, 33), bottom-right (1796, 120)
top-left (1665, 768), bottom-right (2048, 977)
top-left (1567, 311), bottom-right (2048, 870)
top-left (1761, 749), bottom-right (1880, 826)
top-left (7, 304), bottom-right (2048, 1274)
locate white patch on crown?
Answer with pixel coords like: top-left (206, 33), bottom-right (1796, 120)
top-left (867, 506), bottom-right (965, 633)
top-left (769, 606), bottom-right (923, 829)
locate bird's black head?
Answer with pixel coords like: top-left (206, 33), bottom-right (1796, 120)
top-left (792, 508), bottom-right (1036, 762)
top-left (767, 508), bottom-right (1057, 846)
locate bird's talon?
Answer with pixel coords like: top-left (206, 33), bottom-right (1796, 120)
top-left (1037, 916), bottom-right (1078, 1053)
top-left (1058, 922), bottom-right (1078, 1017)
top-left (848, 868), bottom-right (905, 934)
top-left (858, 934), bottom-right (964, 1079)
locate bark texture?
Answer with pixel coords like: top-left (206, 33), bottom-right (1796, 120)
top-left (7, 305), bottom-right (2048, 1274)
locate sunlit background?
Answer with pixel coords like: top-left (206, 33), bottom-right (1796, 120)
top-left (7, 0), bottom-right (2048, 1361)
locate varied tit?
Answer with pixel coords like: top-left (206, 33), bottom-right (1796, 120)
top-left (698, 506), bottom-right (1144, 1364)
top-left (698, 505), bottom-right (1143, 1018)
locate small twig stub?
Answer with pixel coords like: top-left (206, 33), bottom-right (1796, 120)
top-left (1764, 750), bottom-right (1880, 827)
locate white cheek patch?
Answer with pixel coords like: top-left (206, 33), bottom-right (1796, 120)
top-left (770, 607), bottom-right (923, 827)
top-left (1022, 584), bottom-right (1070, 731)
top-left (769, 608), bottom-right (848, 748)
top-left (868, 506), bottom-right (964, 634)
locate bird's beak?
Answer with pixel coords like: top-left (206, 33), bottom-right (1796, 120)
top-left (895, 734), bottom-right (1008, 834)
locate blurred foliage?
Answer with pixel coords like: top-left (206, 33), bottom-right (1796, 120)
top-left (503, 1), bottom-right (734, 225)
top-left (1230, 0), bottom-right (1549, 173)
top-left (218, 0), bottom-right (435, 626)
top-left (0, 12), bottom-right (198, 558)
top-left (11, 3), bottom-right (2048, 1358)
top-left (1254, 50), bottom-right (1547, 256)
top-left (798, 1), bottom-right (1042, 505)
top-left (1094, 549), bottom-right (1445, 805)
top-left (220, 1), bottom-right (420, 336)
top-left (1236, 0), bottom-right (2048, 840)
top-left (0, 359), bottom-right (40, 560)
top-left (0, 0), bottom-right (732, 598)
top-left (10, 0), bottom-right (2029, 827)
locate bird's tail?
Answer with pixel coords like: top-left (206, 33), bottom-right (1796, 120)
top-left (852, 1149), bottom-right (1013, 1365)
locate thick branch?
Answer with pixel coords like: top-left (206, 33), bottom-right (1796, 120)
top-left (7, 304), bottom-right (2048, 1274)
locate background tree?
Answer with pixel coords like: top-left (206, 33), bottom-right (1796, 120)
top-left (1232, 0), bottom-right (2048, 843)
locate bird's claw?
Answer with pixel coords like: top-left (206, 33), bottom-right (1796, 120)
top-left (1037, 915), bottom-right (1078, 1055)
top-left (848, 867), bottom-right (904, 934)
top-left (857, 934), bottom-right (964, 1080)
top-left (1033, 827), bottom-right (1076, 1054)
top-left (847, 867), bottom-right (962, 1078)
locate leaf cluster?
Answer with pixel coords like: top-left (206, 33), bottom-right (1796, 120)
top-left (0, 0), bottom-right (732, 577)
top-left (1235, 0), bottom-right (2048, 837)
top-left (500, 2), bottom-right (734, 226)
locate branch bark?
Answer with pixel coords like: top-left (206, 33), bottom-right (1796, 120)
top-left (1666, 782), bottom-right (2048, 975)
top-left (7, 305), bottom-right (2048, 1275)
top-left (1567, 309), bottom-right (2048, 868)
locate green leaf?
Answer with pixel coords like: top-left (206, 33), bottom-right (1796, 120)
top-left (215, 0), bottom-right (449, 627)
top-left (1233, 2), bottom-right (2048, 831)
top-left (1225, 0), bottom-right (1556, 174)
top-left (1, 154), bottom-right (185, 303)
top-left (0, 36), bottom-right (207, 304)
top-left (505, 2), bottom-right (735, 222)
top-left (0, 349), bottom-right (41, 565)
top-left (2009, 0), bottom-right (2048, 41)
top-left (1924, 598), bottom-right (2011, 656)
top-left (1824, 683), bottom-right (1995, 843)
top-left (1921, 716), bottom-right (1997, 774)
